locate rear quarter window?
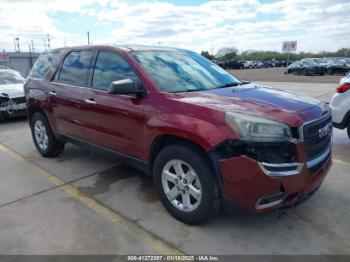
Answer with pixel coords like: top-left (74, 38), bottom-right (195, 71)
top-left (29, 52), bottom-right (60, 79)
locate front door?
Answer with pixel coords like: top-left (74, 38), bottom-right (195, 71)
top-left (82, 51), bottom-right (145, 159)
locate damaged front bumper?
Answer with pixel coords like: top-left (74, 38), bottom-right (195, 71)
top-left (219, 146), bottom-right (331, 213)
top-left (0, 95), bottom-right (26, 115)
top-left (214, 113), bottom-right (333, 213)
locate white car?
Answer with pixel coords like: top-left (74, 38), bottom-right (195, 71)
top-left (243, 61), bottom-right (254, 69)
top-left (330, 71), bottom-right (350, 138)
top-left (0, 69), bottom-right (26, 121)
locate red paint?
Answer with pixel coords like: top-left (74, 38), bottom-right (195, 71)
top-left (25, 45), bottom-right (331, 213)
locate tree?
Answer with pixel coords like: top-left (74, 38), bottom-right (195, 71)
top-left (216, 47), bottom-right (238, 61)
top-left (200, 51), bottom-right (215, 60)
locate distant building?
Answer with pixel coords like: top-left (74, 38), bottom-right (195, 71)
top-left (0, 51), bottom-right (40, 76)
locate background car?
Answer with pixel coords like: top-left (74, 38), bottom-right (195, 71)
top-left (219, 60), bottom-right (244, 70)
top-left (0, 69), bottom-right (26, 121)
top-left (243, 61), bottom-right (255, 69)
top-left (326, 57), bottom-right (349, 75)
top-left (285, 59), bottom-right (326, 75)
top-left (330, 72), bottom-right (350, 138)
top-left (252, 61), bottom-right (264, 68)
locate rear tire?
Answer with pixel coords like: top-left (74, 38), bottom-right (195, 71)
top-left (30, 112), bottom-right (65, 157)
top-left (153, 144), bottom-right (221, 225)
top-left (347, 122), bottom-right (350, 139)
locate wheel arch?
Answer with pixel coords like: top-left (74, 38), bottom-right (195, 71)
top-left (27, 105), bottom-right (47, 123)
top-left (149, 134), bottom-right (223, 189)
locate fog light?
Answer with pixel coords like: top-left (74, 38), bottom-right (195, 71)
top-left (255, 191), bottom-right (285, 210)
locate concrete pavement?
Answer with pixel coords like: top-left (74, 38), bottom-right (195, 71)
top-left (0, 81), bottom-right (349, 255)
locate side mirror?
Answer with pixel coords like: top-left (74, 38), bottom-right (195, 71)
top-left (108, 79), bottom-right (144, 97)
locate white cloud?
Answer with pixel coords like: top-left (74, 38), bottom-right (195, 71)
top-left (0, 0), bottom-right (349, 53)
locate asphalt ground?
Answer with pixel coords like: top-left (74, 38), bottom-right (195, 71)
top-left (0, 81), bottom-right (349, 256)
top-left (229, 67), bottom-right (342, 84)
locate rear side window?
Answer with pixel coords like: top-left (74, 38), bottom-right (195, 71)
top-left (58, 51), bottom-right (94, 86)
top-left (30, 52), bottom-right (60, 79)
top-left (92, 51), bottom-right (137, 91)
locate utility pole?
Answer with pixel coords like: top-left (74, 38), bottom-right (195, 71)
top-left (87, 31), bottom-right (90, 45)
top-left (31, 40), bottom-right (35, 53)
top-left (28, 44), bottom-right (34, 75)
top-left (47, 34), bottom-right (51, 50)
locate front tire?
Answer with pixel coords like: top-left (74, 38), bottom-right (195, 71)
top-left (30, 112), bottom-right (65, 157)
top-left (153, 144), bottom-right (221, 224)
top-left (0, 112), bottom-right (7, 122)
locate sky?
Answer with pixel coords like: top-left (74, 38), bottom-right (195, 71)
top-left (0, 0), bottom-right (349, 54)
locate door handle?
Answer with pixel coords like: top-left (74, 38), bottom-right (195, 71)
top-left (84, 98), bottom-right (96, 105)
top-left (49, 91), bottom-right (57, 96)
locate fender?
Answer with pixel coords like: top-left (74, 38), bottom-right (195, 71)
top-left (142, 113), bottom-right (235, 162)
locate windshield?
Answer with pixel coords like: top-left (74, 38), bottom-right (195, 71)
top-left (0, 71), bottom-right (25, 85)
top-left (132, 50), bottom-right (241, 93)
top-left (302, 60), bottom-right (315, 66)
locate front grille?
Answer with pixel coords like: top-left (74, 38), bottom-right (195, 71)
top-left (302, 114), bottom-right (332, 172)
top-left (11, 97), bottom-right (26, 104)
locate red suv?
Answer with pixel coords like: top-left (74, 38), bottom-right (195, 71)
top-left (25, 45), bottom-right (332, 224)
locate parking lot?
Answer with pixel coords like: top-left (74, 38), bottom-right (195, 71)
top-left (0, 72), bottom-right (350, 255)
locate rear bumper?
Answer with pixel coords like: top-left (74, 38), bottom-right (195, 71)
top-left (330, 94), bottom-right (349, 129)
top-left (219, 142), bottom-right (332, 213)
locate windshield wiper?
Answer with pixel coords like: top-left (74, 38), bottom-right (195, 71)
top-left (213, 82), bottom-right (242, 89)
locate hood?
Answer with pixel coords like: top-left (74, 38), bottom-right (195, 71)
top-left (0, 84), bottom-right (24, 98)
top-left (171, 83), bottom-right (324, 127)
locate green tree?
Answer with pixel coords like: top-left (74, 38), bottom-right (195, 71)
top-left (200, 51), bottom-right (215, 60)
top-left (216, 47), bottom-right (238, 61)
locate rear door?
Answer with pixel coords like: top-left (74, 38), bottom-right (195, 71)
top-left (82, 51), bottom-right (145, 158)
top-left (49, 50), bottom-right (95, 139)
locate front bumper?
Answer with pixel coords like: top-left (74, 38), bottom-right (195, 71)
top-left (219, 140), bottom-right (332, 213)
top-left (0, 96), bottom-right (26, 116)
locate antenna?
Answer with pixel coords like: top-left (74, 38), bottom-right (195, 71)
top-left (87, 31), bottom-right (90, 45)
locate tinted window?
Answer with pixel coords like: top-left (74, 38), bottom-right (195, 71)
top-left (92, 52), bottom-right (137, 91)
top-left (0, 70), bottom-right (24, 85)
top-left (58, 51), bottom-right (94, 86)
top-left (30, 52), bottom-right (60, 79)
top-left (132, 50), bottom-right (240, 93)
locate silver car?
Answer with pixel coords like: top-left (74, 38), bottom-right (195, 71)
top-left (0, 69), bottom-right (26, 121)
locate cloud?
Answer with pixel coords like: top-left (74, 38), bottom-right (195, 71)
top-left (0, 0), bottom-right (349, 53)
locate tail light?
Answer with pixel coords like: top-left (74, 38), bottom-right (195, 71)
top-left (336, 83), bottom-right (350, 93)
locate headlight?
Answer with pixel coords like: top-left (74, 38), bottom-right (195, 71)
top-left (225, 112), bottom-right (291, 142)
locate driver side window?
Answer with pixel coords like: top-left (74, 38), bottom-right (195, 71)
top-left (92, 51), bottom-right (138, 91)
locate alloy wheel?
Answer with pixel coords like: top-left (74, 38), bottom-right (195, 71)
top-left (34, 120), bottom-right (49, 151)
top-left (161, 159), bottom-right (202, 212)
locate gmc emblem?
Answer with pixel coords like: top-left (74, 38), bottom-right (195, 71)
top-left (318, 123), bottom-right (332, 139)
